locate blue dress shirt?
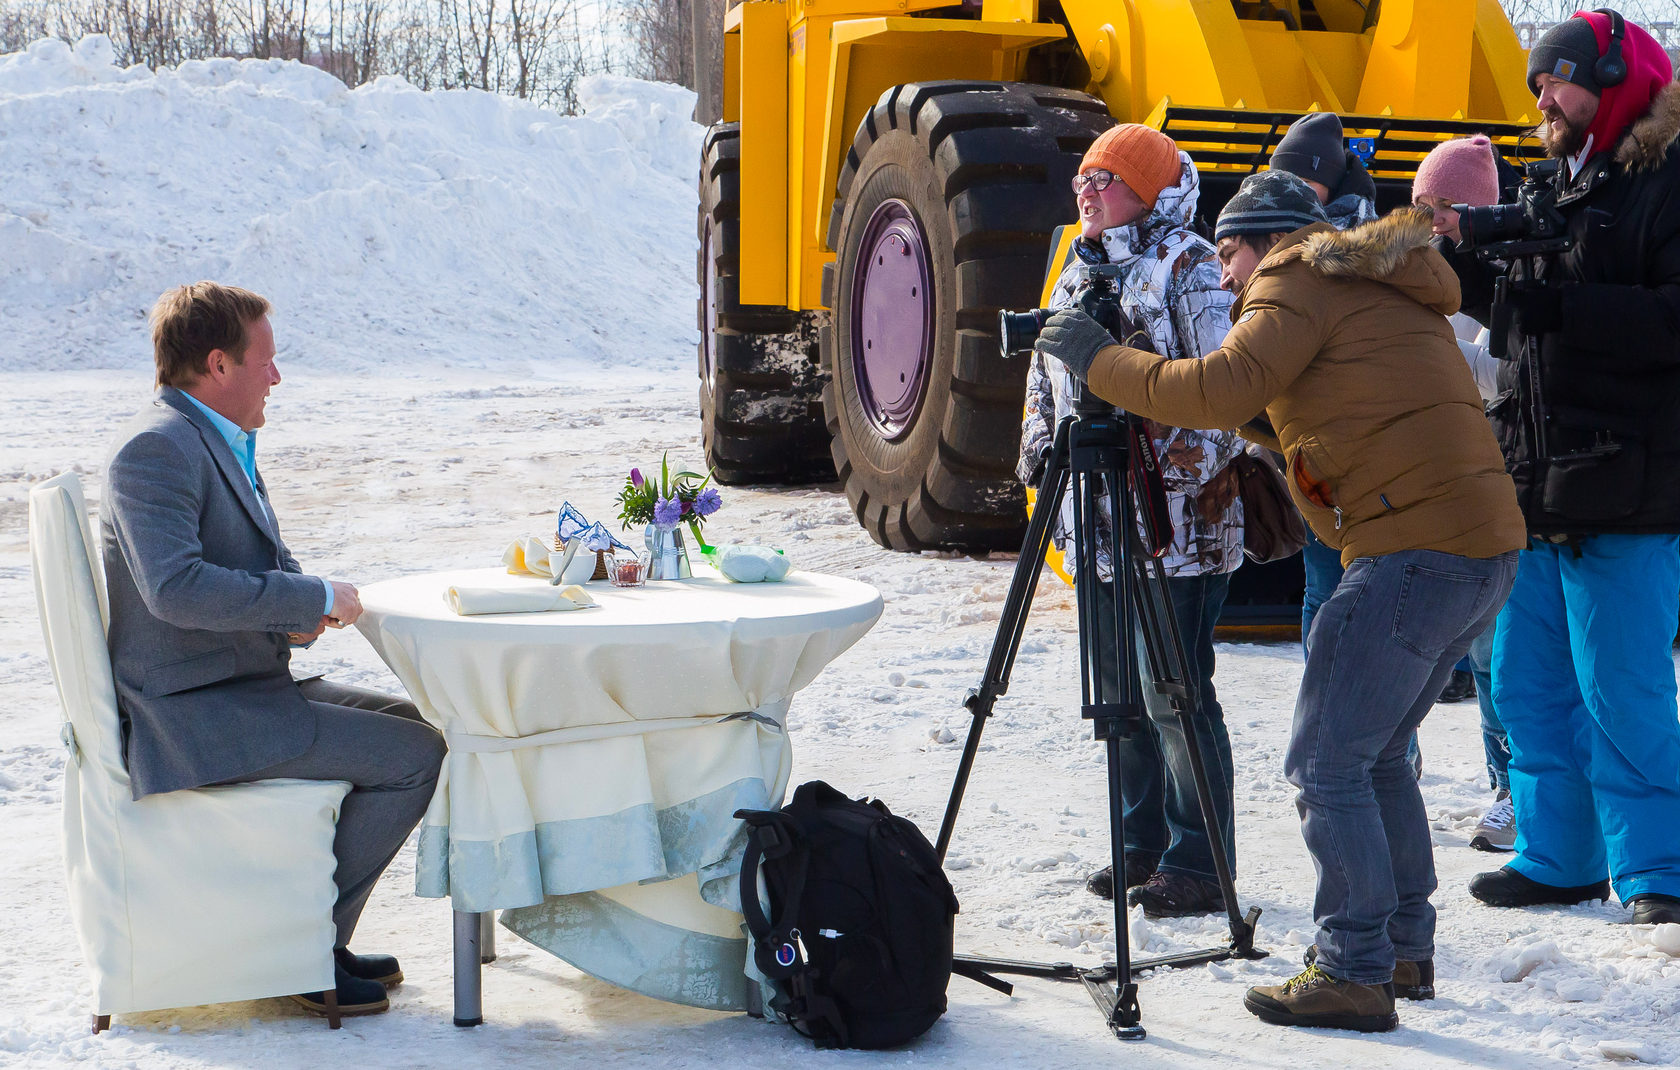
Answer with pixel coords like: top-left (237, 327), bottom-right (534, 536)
top-left (179, 391), bottom-right (333, 617)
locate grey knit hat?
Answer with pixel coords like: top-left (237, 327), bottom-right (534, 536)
top-left (1215, 170), bottom-right (1329, 242)
top-left (1269, 112), bottom-right (1348, 189)
top-left (1526, 16), bottom-right (1607, 96)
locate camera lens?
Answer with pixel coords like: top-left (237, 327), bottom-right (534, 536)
top-left (999, 310), bottom-right (1047, 359)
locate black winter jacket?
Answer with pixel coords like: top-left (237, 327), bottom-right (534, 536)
top-left (1444, 83), bottom-right (1680, 536)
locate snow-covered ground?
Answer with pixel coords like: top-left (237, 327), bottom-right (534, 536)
top-left (3, 37), bottom-right (1679, 1070)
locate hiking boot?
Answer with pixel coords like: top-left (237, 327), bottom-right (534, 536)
top-left (335, 946), bottom-right (404, 987)
top-left (1630, 894), bottom-right (1680, 925)
top-left (1304, 943), bottom-right (1434, 1000)
top-left (1126, 871), bottom-right (1224, 918)
top-left (1469, 790), bottom-right (1517, 852)
top-left (1437, 670), bottom-right (1476, 703)
top-left (1244, 964), bottom-right (1398, 1032)
top-left (291, 964), bottom-right (390, 1018)
top-left (1085, 856), bottom-right (1157, 901)
top-left (1469, 866), bottom-right (1609, 908)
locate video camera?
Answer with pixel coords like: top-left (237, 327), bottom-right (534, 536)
top-left (998, 238), bottom-right (1130, 364)
top-left (1452, 159), bottom-right (1572, 260)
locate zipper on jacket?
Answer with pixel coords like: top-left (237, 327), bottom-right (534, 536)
top-left (1333, 506), bottom-right (1343, 530)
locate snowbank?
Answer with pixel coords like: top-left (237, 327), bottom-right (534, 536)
top-left (0, 35), bottom-right (702, 375)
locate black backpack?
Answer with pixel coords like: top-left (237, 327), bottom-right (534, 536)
top-left (736, 781), bottom-right (960, 1049)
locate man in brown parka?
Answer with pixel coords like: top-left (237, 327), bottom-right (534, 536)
top-left (1033, 169), bottom-right (1526, 1033)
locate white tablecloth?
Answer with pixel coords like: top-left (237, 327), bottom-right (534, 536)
top-left (355, 565), bottom-right (882, 1009)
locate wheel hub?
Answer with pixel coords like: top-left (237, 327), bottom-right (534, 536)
top-left (701, 218), bottom-right (718, 388)
top-left (850, 199), bottom-right (934, 440)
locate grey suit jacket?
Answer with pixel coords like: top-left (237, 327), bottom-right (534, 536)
top-left (102, 388), bottom-right (325, 798)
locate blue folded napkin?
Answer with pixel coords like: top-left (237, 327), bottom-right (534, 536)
top-left (557, 502), bottom-right (632, 554)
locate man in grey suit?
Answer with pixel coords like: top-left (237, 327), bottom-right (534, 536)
top-left (102, 282), bottom-right (446, 1019)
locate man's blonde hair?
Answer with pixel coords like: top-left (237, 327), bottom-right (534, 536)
top-left (150, 282), bottom-right (271, 388)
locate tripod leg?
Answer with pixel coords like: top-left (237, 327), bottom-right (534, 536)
top-left (935, 428), bottom-right (1073, 863)
top-left (1128, 549), bottom-right (1258, 953)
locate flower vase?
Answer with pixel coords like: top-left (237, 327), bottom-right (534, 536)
top-left (645, 523), bottom-right (692, 580)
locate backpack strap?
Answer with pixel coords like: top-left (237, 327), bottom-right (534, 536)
top-left (736, 808), bottom-right (811, 979)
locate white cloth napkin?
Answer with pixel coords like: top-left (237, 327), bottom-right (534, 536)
top-left (446, 583), bottom-right (596, 616)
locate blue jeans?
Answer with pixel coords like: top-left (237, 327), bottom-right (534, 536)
top-left (1465, 620), bottom-right (1510, 792)
top-left (1300, 529), bottom-right (1345, 647)
top-left (1096, 573), bottom-right (1236, 882)
top-left (1303, 531), bottom-right (1422, 777)
top-left (1288, 549), bottom-right (1516, 984)
top-left (1493, 536), bottom-right (1680, 902)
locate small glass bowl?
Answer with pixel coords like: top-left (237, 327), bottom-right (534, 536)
top-left (609, 551), bottom-right (649, 588)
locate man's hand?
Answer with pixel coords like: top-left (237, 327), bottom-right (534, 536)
top-left (1034, 308), bottom-right (1121, 381)
top-left (287, 618), bottom-right (330, 645)
top-left (327, 580), bottom-right (363, 627)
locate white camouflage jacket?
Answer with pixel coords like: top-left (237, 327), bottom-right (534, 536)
top-left (1018, 152), bottom-right (1244, 581)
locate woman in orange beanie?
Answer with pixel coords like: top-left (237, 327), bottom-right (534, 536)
top-left (1018, 123), bottom-right (1244, 919)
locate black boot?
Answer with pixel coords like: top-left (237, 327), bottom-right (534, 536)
top-left (335, 946), bottom-right (404, 987)
top-left (1469, 866), bottom-right (1609, 907)
top-left (1630, 894), bottom-right (1680, 925)
top-left (291, 963), bottom-right (391, 1018)
top-left (1085, 856), bottom-right (1156, 901)
top-left (1437, 669), bottom-right (1476, 703)
top-left (1127, 871), bottom-right (1224, 918)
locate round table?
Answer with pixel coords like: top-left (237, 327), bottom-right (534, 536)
top-left (355, 564), bottom-right (882, 1017)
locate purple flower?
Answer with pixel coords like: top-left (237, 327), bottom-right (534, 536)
top-left (654, 496), bottom-right (682, 526)
top-left (694, 487), bottom-right (723, 517)
top-left (630, 467), bottom-right (644, 488)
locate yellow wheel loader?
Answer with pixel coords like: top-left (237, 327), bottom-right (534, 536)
top-left (696, 0), bottom-right (1542, 570)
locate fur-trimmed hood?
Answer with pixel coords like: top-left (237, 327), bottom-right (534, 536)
top-left (1275, 211), bottom-right (1459, 315)
top-left (1614, 81), bottom-right (1680, 172)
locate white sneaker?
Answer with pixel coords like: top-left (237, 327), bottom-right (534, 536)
top-left (1470, 790), bottom-right (1516, 852)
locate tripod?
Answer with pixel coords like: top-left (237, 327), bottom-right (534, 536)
top-left (934, 386), bottom-right (1265, 1040)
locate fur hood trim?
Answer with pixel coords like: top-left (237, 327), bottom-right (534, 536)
top-left (1298, 210), bottom-right (1435, 282)
top-left (1615, 81), bottom-right (1680, 172)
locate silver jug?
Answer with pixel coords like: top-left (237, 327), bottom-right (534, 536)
top-left (644, 523), bottom-right (692, 580)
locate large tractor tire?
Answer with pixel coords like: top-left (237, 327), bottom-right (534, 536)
top-left (821, 82), bottom-right (1113, 552)
top-left (697, 123), bottom-right (835, 485)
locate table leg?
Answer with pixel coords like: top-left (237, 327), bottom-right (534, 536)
top-left (479, 910), bottom-right (497, 964)
top-left (453, 910), bottom-right (484, 1027)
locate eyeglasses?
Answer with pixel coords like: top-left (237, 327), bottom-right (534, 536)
top-left (1072, 170), bottom-right (1116, 195)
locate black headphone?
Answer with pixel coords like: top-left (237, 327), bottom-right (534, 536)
top-left (1592, 8), bottom-right (1628, 88)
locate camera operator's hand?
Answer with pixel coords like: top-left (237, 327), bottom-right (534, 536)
top-left (1033, 308), bottom-right (1120, 381)
top-left (1510, 287), bottom-right (1564, 336)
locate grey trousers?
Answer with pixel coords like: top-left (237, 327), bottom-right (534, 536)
top-left (220, 678), bottom-right (446, 947)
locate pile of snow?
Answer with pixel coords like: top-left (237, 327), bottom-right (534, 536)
top-left (0, 35), bottom-right (702, 375)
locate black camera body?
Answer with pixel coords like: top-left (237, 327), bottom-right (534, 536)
top-left (999, 239), bottom-right (1129, 360)
top-left (1453, 159), bottom-right (1572, 259)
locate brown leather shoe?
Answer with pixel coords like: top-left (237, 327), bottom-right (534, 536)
top-left (1244, 964), bottom-right (1398, 1032)
top-left (1304, 943), bottom-right (1434, 1000)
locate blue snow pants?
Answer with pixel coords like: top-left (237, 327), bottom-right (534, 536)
top-left (1491, 535), bottom-right (1680, 902)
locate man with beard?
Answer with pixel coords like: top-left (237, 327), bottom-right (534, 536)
top-left (1439, 10), bottom-right (1680, 925)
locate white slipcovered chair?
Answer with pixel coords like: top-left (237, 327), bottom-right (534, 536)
top-left (28, 473), bottom-right (352, 1032)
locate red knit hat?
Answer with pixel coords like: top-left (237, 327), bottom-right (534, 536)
top-left (1081, 125), bottom-right (1182, 209)
top-left (1574, 12), bottom-right (1675, 158)
top-left (1413, 136), bottom-right (1500, 208)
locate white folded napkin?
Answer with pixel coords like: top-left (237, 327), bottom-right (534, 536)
top-left (446, 583), bottom-right (596, 616)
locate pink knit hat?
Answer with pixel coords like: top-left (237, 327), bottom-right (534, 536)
top-left (1412, 136), bottom-right (1500, 208)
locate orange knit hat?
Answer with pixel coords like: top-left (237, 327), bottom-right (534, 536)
top-left (1080, 124), bottom-right (1182, 209)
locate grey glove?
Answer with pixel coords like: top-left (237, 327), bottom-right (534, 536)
top-left (1033, 308), bottom-right (1119, 381)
